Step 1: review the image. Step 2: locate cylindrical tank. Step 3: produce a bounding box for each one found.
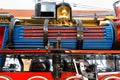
[11,19,116,50]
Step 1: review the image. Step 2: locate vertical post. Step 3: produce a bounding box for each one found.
[63,0,64,3]
[52,55,62,80]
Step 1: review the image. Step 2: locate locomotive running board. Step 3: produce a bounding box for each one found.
[0,49,119,54]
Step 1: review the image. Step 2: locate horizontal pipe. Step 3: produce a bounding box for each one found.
[24,30,43,33]
[84,36,104,39]
[48,29,76,33]
[83,30,104,33]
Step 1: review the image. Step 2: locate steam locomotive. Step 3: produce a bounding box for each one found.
[0,0,120,80]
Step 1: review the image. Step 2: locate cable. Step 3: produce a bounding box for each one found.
[50,0,113,11]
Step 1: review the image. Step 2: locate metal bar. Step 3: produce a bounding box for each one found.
[0,50,120,54]
[72,12,114,18]
[68,50,120,54]
[0,50,51,54]
[73,59,79,76]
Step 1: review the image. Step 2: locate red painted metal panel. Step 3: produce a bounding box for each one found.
[0,72,54,80]
[116,6,120,19]
[0,72,119,80]
[0,26,5,48]
[117,26,120,46]
[113,19,120,47]
[60,72,77,80]
[98,72,120,80]
[0,72,86,80]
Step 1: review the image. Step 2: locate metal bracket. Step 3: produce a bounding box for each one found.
[7,18,20,49]
[66,59,83,80]
[44,19,49,49]
[76,20,83,49]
